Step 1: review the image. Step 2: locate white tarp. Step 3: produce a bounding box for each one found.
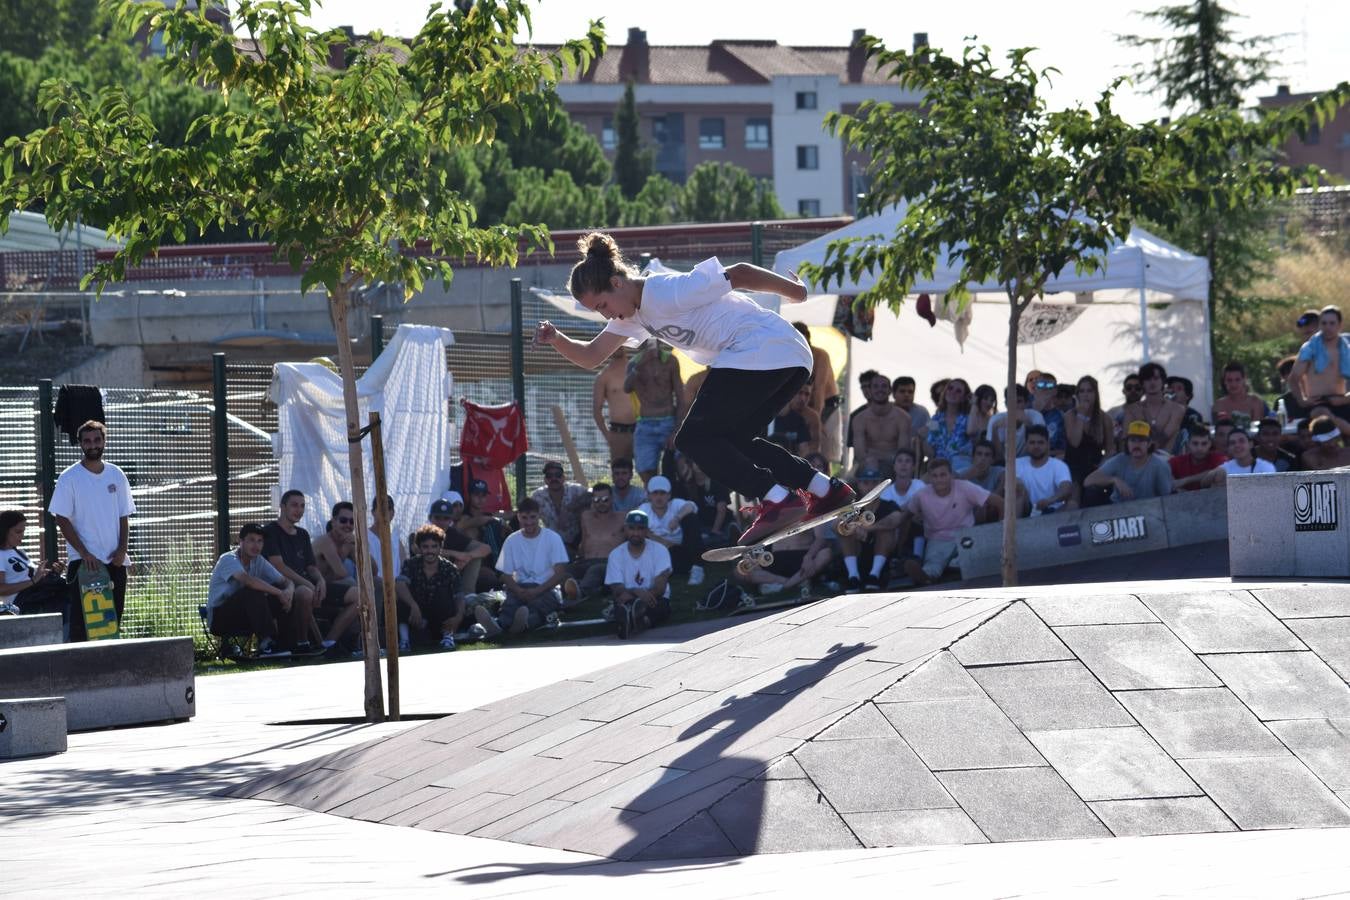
[269,323,455,545]
[774,208,1215,407]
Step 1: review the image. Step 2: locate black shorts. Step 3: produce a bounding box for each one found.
[608,421,636,434]
[766,549,807,577]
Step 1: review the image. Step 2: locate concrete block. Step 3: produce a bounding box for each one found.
[0,613,62,650]
[0,637,194,731]
[1228,470,1350,578]
[1160,487,1228,545]
[0,696,66,758]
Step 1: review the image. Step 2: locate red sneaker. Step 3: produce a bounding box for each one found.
[738,491,810,546]
[804,477,857,519]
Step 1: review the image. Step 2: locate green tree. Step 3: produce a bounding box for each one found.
[678,162,784,223]
[1,0,603,719]
[612,80,650,199]
[798,39,1340,586]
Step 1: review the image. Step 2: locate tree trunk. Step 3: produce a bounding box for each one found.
[369,411,400,722]
[329,282,385,722]
[1001,291,1023,587]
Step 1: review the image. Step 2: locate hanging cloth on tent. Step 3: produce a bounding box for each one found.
[460,398,527,470]
[1016,303,1087,345]
[449,458,513,515]
[53,385,105,445]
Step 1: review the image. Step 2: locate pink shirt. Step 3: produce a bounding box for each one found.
[905,480,990,542]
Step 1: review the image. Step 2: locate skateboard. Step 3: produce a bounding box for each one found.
[703,480,894,577]
[78,562,119,640]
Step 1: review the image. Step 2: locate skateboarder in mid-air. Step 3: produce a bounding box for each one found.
[535,232,855,546]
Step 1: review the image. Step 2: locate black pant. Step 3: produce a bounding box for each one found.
[67,560,128,642]
[668,521,703,577]
[675,366,816,499]
[209,587,279,640]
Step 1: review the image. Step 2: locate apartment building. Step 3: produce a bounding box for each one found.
[1259,84,1350,181]
[552,28,923,216]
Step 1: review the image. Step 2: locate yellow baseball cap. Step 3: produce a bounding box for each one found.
[1126,420,1151,439]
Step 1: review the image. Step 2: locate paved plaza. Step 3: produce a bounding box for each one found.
[6,579,1350,898]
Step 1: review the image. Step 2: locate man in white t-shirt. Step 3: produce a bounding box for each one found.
[1214,429,1277,482]
[49,419,137,641]
[1013,425,1073,517]
[606,510,673,639]
[207,523,294,657]
[637,475,704,584]
[473,498,573,637]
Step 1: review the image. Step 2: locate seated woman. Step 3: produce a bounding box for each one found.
[0,510,67,616]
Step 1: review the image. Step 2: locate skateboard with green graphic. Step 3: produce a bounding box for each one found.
[79,562,119,640]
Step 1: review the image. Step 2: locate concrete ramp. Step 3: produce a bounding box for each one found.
[235,585,1350,859]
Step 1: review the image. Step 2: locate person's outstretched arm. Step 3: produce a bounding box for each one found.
[724,263,808,302]
[535,322,628,370]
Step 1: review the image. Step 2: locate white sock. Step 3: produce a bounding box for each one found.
[870,556,886,577]
[844,556,860,578]
[765,484,790,503]
[322,639,336,648]
[808,471,831,497]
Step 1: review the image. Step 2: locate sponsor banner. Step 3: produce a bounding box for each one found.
[1090,514,1147,545]
[1057,525,1082,547]
[1294,481,1338,532]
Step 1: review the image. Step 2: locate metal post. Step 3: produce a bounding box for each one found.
[37,379,58,562]
[509,278,527,504]
[211,353,231,555]
[369,412,400,721]
[370,313,385,361]
[751,221,764,267]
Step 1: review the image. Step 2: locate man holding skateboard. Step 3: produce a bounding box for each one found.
[50,420,135,641]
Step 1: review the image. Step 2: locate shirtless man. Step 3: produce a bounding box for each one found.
[1290,306,1350,409]
[1123,362,1184,452]
[1301,414,1350,470]
[310,501,363,655]
[851,371,911,474]
[1212,362,1267,429]
[571,483,627,597]
[592,349,636,463]
[625,340,684,483]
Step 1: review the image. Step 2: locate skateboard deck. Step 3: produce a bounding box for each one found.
[703,480,894,575]
[78,562,119,640]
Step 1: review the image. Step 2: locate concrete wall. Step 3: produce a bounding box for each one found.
[956,488,1229,580]
[1228,468,1350,578]
[54,345,149,388]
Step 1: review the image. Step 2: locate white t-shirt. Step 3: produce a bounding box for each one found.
[1014,456,1073,515]
[1221,458,1276,477]
[48,461,136,564]
[496,527,569,584]
[207,550,284,609]
[986,410,1045,456]
[638,499,696,542]
[880,479,925,508]
[602,257,812,372]
[1,547,35,586]
[604,540,673,599]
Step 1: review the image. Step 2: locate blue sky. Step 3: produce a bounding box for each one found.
[303,0,1348,124]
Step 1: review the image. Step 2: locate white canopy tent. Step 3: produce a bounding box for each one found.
[774,208,1215,410]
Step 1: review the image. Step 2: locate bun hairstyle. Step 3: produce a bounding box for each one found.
[568,231,638,300]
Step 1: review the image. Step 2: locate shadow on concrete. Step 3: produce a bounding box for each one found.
[951,539,1230,589]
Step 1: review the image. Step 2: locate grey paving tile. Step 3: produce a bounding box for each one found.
[970,661,1133,731]
[1267,718,1350,790]
[813,702,898,740]
[709,776,863,854]
[950,603,1073,666]
[1180,754,1350,829]
[1026,727,1200,802]
[1286,617,1350,683]
[1026,593,1159,626]
[910,596,1011,630]
[1201,651,1350,721]
[417,791,508,832]
[565,685,668,722]
[1116,688,1286,759]
[630,810,740,860]
[873,651,984,703]
[809,659,907,703]
[1140,590,1305,653]
[469,798,572,840]
[1251,584,1350,619]
[762,755,808,780]
[878,697,1044,770]
[843,807,988,847]
[630,654,785,693]
[1088,797,1236,837]
[936,767,1110,841]
[1054,624,1221,690]
[796,736,956,813]
[621,736,798,814]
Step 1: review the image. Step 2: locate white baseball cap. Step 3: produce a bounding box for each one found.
[647,475,672,493]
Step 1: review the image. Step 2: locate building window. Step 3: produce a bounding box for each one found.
[798,199,821,217]
[745,118,771,149]
[698,118,725,150]
[601,123,616,150]
[796,145,819,170]
[796,91,817,110]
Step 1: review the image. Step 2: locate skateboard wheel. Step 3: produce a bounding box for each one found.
[736,558,755,576]
[738,597,755,610]
[836,519,854,537]
[860,510,876,527]
[757,550,774,568]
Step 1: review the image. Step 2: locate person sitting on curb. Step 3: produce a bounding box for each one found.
[899,458,1002,587]
[1301,414,1350,469]
[606,510,673,639]
[1168,428,1227,491]
[1212,428,1277,482]
[638,475,704,585]
[1083,420,1174,505]
[397,524,463,651]
[732,520,833,599]
[206,523,295,658]
[1014,425,1073,516]
[571,482,626,599]
[472,498,578,638]
[420,496,490,604]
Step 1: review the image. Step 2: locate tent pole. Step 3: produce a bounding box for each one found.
[1138,252,1151,361]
